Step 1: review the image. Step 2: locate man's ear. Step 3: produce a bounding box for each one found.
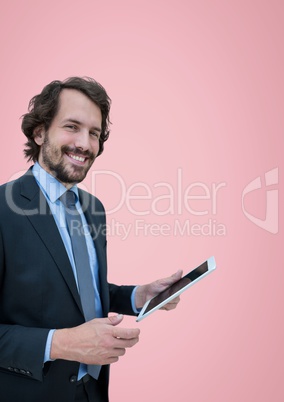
[33,126,45,146]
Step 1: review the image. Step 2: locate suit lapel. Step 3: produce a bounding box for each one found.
[18,170,83,315]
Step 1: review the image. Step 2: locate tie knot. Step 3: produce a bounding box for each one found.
[60,190,77,209]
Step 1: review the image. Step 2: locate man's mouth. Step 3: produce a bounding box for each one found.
[66,152,87,164]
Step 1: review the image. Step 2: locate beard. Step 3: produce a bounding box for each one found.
[41,135,96,185]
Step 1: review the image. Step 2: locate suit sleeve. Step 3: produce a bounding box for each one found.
[109,283,137,315]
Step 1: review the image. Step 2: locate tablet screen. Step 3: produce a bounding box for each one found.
[143,261,209,315]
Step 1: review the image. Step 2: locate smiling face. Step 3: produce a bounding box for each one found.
[34,89,102,188]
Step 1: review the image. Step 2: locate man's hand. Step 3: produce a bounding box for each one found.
[50,314,140,365]
[135,270,183,310]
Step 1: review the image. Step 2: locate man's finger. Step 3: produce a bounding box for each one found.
[113,326,140,340]
[156,270,183,289]
[161,296,181,310]
[114,336,140,348]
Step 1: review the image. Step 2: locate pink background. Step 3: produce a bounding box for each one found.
[0,1,283,401]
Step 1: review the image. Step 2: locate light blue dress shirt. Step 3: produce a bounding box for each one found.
[32,162,138,380]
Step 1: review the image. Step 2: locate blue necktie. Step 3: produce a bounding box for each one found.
[61,190,101,379]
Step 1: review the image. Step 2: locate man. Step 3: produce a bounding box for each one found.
[0,77,181,402]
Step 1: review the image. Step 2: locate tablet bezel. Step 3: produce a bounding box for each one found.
[136,256,216,322]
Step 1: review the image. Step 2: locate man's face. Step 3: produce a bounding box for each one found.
[35,89,102,187]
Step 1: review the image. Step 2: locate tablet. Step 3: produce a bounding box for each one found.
[136,256,216,322]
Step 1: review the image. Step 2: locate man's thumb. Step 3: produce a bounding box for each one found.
[108,313,124,326]
[172,269,183,280]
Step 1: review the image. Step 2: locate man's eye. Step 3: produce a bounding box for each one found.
[90,131,100,138]
[65,125,77,130]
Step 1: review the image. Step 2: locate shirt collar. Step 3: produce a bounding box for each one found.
[32,162,79,203]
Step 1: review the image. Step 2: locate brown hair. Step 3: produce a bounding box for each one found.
[22,77,111,162]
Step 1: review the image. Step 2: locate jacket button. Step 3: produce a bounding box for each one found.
[69,375,78,383]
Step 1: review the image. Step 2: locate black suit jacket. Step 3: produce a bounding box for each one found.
[0,168,135,402]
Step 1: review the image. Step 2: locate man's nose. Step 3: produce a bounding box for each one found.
[74,131,90,151]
